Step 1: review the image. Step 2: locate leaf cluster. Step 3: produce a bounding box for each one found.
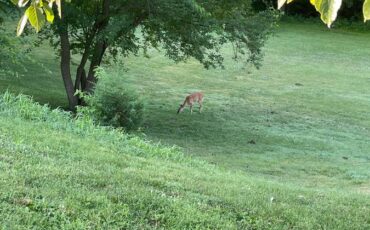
[40,0,278,69]
[278,0,370,27]
[11,0,67,35]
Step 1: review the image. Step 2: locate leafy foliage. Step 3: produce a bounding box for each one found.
[364,0,370,21]
[80,68,144,131]
[32,0,278,109]
[49,0,278,68]
[278,0,370,27]
[11,0,63,35]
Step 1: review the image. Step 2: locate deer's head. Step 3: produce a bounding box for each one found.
[177,104,185,114]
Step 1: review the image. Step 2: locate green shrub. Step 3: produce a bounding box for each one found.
[83,67,144,131]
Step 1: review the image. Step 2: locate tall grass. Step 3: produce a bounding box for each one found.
[0,91,186,161]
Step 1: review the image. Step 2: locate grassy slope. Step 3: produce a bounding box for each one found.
[0,95,369,229]
[0,22,369,197]
[121,23,370,191]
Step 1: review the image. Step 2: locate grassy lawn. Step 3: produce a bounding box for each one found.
[0,94,369,229]
[1,21,369,196]
[120,22,370,191]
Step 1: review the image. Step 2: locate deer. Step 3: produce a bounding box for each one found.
[177,92,204,114]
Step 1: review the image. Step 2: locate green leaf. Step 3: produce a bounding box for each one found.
[277,0,285,9]
[43,4,54,23]
[17,14,28,36]
[25,4,45,32]
[17,0,30,7]
[310,0,342,28]
[363,0,370,22]
[277,0,294,9]
[278,0,342,28]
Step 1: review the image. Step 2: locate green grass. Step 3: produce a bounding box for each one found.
[1,22,370,190]
[1,21,370,228]
[0,93,369,229]
[120,22,370,191]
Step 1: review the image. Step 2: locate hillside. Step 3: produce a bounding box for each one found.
[2,23,370,192]
[0,93,369,229]
[1,21,370,228]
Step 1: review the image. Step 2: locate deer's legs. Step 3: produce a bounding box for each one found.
[199,102,202,113]
[190,103,193,114]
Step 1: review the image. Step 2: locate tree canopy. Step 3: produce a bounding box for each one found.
[11,0,278,110]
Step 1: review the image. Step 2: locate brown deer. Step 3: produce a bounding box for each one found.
[177,92,204,114]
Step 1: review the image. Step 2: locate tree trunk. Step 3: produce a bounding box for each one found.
[74,29,97,92]
[60,27,78,111]
[53,1,78,111]
[56,4,78,111]
[84,41,107,92]
[83,0,111,93]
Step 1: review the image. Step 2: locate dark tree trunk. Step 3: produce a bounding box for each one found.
[83,0,111,93]
[75,64,87,91]
[74,29,97,93]
[56,6,78,111]
[84,41,107,93]
[60,27,78,111]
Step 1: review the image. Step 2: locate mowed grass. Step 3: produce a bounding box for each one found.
[1,21,370,194]
[119,22,370,192]
[0,93,369,229]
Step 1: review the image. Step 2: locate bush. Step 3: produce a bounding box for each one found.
[83,68,144,131]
